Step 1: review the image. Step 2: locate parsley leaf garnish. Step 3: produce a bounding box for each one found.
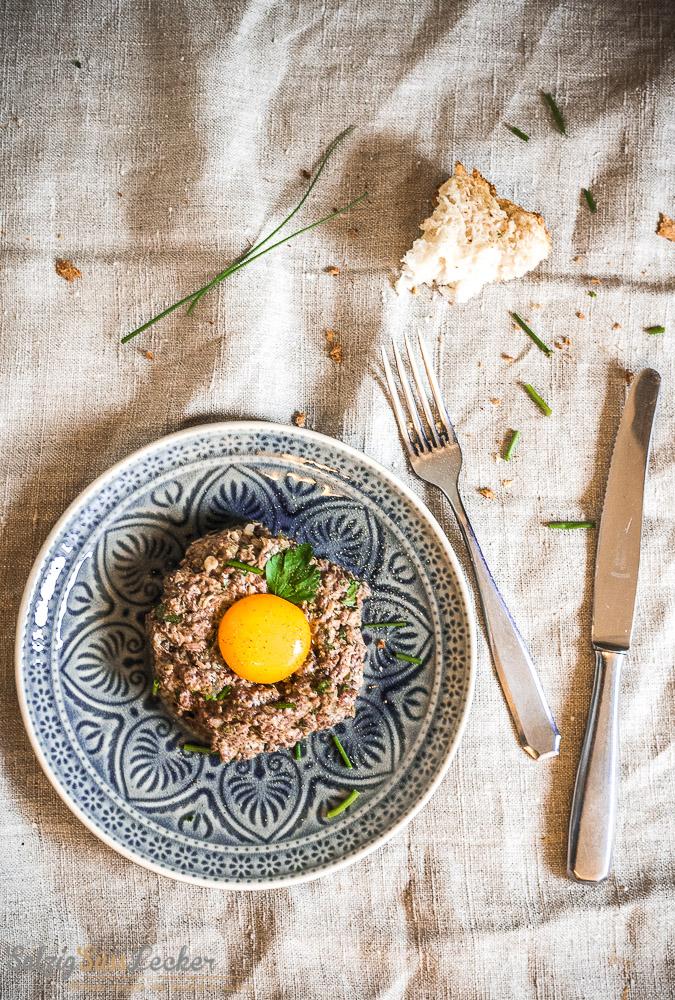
[264,543,320,605]
[342,580,360,607]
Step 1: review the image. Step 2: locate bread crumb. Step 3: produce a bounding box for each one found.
[576,311,586,320]
[657,213,675,242]
[530,302,541,309]
[478,487,495,499]
[325,265,340,276]
[625,370,635,386]
[501,353,515,363]
[501,479,513,486]
[489,397,501,405]
[144,350,154,360]
[325,329,343,362]
[347,227,359,237]
[572,255,582,263]
[376,640,386,650]
[292,410,306,428]
[300,168,312,180]
[612,322,622,330]
[55,258,81,282]
[590,277,601,284]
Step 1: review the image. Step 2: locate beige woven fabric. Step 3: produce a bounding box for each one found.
[1,1,674,997]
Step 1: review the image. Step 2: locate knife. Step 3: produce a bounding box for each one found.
[567,368,661,882]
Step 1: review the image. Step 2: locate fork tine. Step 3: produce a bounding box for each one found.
[381,346,417,456]
[403,333,443,447]
[416,333,457,443]
[391,339,431,452]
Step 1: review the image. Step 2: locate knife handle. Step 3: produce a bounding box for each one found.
[567,648,624,882]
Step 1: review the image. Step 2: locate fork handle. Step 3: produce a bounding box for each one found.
[444,487,560,760]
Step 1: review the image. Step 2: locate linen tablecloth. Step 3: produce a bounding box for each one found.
[1,1,673,997]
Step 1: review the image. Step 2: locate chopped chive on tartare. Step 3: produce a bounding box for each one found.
[182,743,214,755]
[326,789,360,820]
[363,620,408,629]
[542,92,566,134]
[151,678,160,695]
[271,701,296,710]
[645,325,665,335]
[546,520,596,530]
[223,559,264,575]
[582,188,597,213]
[155,604,183,624]
[522,383,552,416]
[394,652,423,665]
[332,733,354,769]
[503,429,521,462]
[511,312,552,356]
[315,679,330,693]
[294,742,303,760]
[505,124,530,142]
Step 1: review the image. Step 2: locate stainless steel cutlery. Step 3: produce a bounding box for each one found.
[381,333,560,761]
[567,368,660,882]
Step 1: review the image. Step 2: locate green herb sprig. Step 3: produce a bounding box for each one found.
[265,543,320,605]
[582,188,597,213]
[332,734,354,769]
[155,604,183,624]
[522,383,552,416]
[342,580,360,607]
[394,652,422,665]
[326,789,360,820]
[505,125,529,142]
[363,620,408,629]
[546,521,595,530]
[503,429,521,462]
[122,129,366,343]
[182,743,214,755]
[645,325,665,335]
[512,313,552,356]
[224,559,264,576]
[542,92,566,134]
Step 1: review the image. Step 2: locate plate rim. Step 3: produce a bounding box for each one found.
[15,419,476,890]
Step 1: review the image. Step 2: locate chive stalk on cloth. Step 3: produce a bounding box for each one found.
[582,188,597,213]
[182,743,214,755]
[522,383,552,416]
[326,789,360,820]
[503,429,521,462]
[294,742,303,761]
[645,325,665,335]
[505,124,529,142]
[511,312,552,356]
[223,559,264,575]
[122,130,366,343]
[394,652,423,665]
[362,620,408,629]
[542,92,566,134]
[332,734,354,769]
[546,521,596,530]
[187,127,354,316]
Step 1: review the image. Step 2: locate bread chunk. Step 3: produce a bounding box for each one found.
[397,163,551,303]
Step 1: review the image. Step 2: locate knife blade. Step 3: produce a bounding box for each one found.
[568,368,660,883]
[592,368,661,651]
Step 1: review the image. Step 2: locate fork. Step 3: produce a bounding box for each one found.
[382,333,560,760]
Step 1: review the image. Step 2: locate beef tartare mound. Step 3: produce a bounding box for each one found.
[147,523,368,762]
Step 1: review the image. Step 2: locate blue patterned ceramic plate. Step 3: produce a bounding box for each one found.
[16,422,475,888]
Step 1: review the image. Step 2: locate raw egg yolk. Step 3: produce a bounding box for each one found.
[217,593,311,684]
